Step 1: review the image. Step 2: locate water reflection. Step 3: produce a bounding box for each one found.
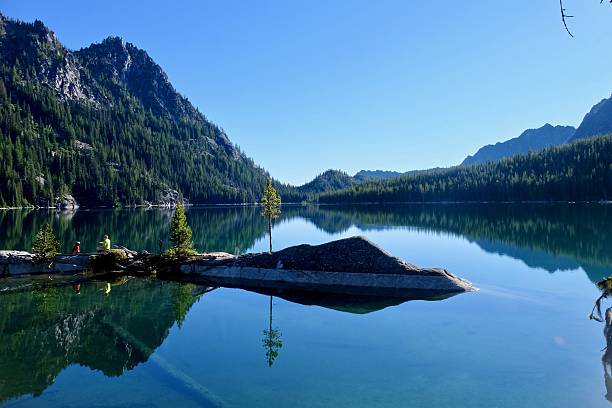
[246,287,459,314]
[1,204,612,406]
[312,204,612,281]
[262,296,282,368]
[1,204,611,283]
[0,275,458,404]
[0,279,203,404]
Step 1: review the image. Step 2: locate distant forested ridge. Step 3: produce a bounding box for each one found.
[319,135,612,203]
[0,14,302,207]
[353,170,403,182]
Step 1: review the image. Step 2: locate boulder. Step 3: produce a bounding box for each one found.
[0,251,85,276]
[181,236,476,295]
[56,193,79,209]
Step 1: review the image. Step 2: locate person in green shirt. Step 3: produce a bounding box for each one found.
[102,234,111,251]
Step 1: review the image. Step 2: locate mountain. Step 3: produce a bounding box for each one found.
[297,170,357,195]
[569,95,612,142]
[461,124,575,165]
[0,14,297,207]
[354,170,403,182]
[319,135,612,203]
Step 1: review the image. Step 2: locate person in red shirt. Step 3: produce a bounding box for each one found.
[71,241,81,254]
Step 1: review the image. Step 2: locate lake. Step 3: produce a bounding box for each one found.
[1,203,611,407]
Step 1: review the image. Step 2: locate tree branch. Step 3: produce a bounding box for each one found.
[560,0,574,37]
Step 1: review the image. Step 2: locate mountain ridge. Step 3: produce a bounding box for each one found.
[569,94,612,142]
[461,123,575,166]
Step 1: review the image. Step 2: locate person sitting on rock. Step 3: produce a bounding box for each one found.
[103,234,111,251]
[97,234,111,252]
[71,241,81,254]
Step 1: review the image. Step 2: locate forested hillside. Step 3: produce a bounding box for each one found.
[319,135,612,203]
[0,14,298,207]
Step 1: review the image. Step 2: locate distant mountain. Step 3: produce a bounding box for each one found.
[569,95,612,142]
[461,124,575,165]
[354,170,403,182]
[0,14,296,207]
[297,170,357,195]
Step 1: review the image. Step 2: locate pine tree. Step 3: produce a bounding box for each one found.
[168,203,195,255]
[260,179,281,253]
[32,223,60,261]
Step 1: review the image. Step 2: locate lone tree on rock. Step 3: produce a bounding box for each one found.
[32,223,60,262]
[168,203,195,256]
[260,179,281,253]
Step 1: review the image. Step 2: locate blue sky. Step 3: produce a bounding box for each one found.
[4,1,612,185]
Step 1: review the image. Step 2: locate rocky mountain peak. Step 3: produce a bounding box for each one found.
[461,123,575,166]
[0,15,95,103]
[77,37,201,123]
[570,95,612,142]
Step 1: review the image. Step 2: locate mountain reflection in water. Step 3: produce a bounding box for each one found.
[0,279,203,404]
[0,277,439,404]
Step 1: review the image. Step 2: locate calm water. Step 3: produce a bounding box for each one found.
[1,203,612,407]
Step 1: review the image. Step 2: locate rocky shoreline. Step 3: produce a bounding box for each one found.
[0,236,476,295]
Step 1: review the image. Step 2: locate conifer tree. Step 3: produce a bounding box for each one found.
[168,203,194,255]
[260,179,281,253]
[32,223,60,261]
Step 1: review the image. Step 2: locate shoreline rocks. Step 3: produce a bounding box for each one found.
[0,237,477,295]
[182,236,476,294]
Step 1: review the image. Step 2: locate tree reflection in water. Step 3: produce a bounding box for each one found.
[0,278,203,404]
[262,296,283,368]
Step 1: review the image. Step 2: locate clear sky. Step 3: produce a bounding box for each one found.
[3,1,612,185]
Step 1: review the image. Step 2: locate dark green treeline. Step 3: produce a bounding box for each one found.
[319,136,612,203]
